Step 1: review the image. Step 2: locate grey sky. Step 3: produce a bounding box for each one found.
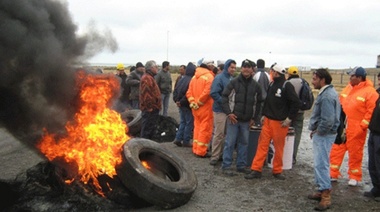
[64,0,380,69]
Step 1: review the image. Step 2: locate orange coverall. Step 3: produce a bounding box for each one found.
[186,67,214,157]
[330,80,378,181]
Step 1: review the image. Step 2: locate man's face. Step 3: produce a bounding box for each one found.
[312,73,322,89]
[179,66,185,75]
[349,75,361,86]
[241,65,253,78]
[228,63,237,76]
[151,64,159,74]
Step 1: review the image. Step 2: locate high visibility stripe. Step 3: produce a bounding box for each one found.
[331,164,340,169]
[193,140,209,147]
[341,94,347,98]
[351,169,359,173]
[201,76,209,81]
[198,101,204,106]
[356,96,365,102]
[188,97,195,101]
[362,119,370,125]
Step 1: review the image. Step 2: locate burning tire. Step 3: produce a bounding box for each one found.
[120,109,142,137]
[116,138,197,209]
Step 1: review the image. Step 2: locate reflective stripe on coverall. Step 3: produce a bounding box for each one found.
[330,80,378,181]
[186,67,214,157]
[251,117,289,174]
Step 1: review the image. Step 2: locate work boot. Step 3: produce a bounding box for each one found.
[308,191,322,201]
[173,140,182,147]
[273,173,286,180]
[244,170,262,179]
[314,189,331,211]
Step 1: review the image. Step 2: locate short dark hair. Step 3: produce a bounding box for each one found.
[314,68,332,85]
[257,59,265,68]
[377,72,380,78]
[218,63,224,71]
[162,61,170,69]
[180,65,186,69]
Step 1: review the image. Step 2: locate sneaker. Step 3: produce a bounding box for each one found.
[173,140,182,147]
[273,173,286,180]
[222,168,234,177]
[330,177,338,182]
[348,179,358,186]
[209,160,218,166]
[237,167,251,174]
[244,170,262,179]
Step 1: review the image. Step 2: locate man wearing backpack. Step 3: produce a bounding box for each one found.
[287,66,314,165]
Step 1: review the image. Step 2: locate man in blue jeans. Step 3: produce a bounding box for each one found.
[155,61,172,116]
[308,68,341,211]
[220,60,263,176]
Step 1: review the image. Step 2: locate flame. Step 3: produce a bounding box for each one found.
[37,70,129,194]
[141,161,151,170]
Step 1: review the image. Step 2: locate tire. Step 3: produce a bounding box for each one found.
[152,115,179,143]
[116,138,197,209]
[120,109,142,137]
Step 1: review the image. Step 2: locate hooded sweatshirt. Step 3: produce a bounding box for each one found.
[210,59,235,112]
[173,62,196,108]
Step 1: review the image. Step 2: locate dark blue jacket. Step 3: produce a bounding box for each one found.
[172,62,196,108]
[210,59,235,112]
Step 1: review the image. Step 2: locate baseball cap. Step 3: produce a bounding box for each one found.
[271,64,286,75]
[347,66,366,77]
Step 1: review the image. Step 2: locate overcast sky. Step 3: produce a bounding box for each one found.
[64,0,380,69]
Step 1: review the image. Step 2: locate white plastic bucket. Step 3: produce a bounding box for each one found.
[267,128,295,170]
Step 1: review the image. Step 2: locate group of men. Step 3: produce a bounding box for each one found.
[114,61,172,139]
[172,60,380,211]
[114,59,380,211]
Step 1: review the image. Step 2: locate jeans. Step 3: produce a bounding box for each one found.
[222,120,249,169]
[175,107,194,145]
[312,133,335,191]
[160,93,170,116]
[140,109,159,139]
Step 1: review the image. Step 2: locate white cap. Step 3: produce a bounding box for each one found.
[272,64,286,75]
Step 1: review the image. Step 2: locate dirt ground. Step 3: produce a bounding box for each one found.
[1,98,380,211]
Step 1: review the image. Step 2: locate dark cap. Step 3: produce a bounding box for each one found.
[241,59,256,68]
[347,66,366,77]
[136,62,144,68]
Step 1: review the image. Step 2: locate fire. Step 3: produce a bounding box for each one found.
[38,70,129,194]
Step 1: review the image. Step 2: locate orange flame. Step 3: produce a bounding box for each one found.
[37,70,129,194]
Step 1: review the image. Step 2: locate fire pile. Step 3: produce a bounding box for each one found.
[37,70,128,195]
[0,70,151,211]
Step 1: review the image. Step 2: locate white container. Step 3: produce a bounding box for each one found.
[267,128,295,170]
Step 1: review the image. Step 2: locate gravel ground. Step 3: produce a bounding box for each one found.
[1,99,380,211]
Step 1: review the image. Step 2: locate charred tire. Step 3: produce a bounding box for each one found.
[116,138,197,209]
[152,115,179,143]
[120,109,142,137]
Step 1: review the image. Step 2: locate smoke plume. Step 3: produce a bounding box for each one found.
[0,0,118,143]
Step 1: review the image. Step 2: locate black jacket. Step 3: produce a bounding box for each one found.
[172,63,196,108]
[262,75,301,121]
[369,97,380,134]
[221,73,263,122]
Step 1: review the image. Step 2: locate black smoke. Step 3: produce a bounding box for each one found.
[0,0,118,143]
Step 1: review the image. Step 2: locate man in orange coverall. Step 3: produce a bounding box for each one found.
[330,66,378,186]
[186,58,215,157]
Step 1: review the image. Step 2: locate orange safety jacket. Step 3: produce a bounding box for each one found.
[330,80,378,180]
[186,67,214,157]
